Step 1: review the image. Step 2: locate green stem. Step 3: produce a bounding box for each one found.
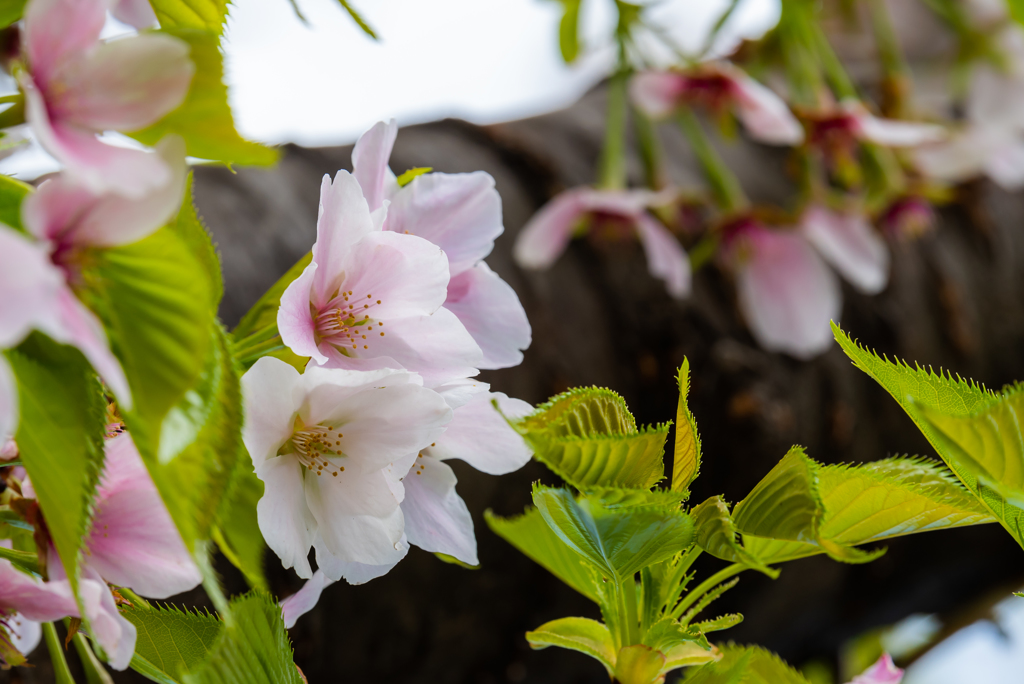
[70,630,114,684]
[659,546,703,615]
[633,107,665,190]
[808,18,857,101]
[671,563,745,620]
[43,623,76,684]
[598,70,630,190]
[867,0,910,117]
[776,0,825,106]
[677,109,748,213]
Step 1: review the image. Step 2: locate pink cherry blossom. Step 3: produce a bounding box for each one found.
[349,120,532,369]
[241,357,452,580]
[800,204,890,295]
[0,544,78,648]
[631,62,804,145]
[723,218,840,359]
[19,0,193,197]
[806,100,945,155]
[0,136,187,409]
[514,186,691,299]
[846,654,904,684]
[281,569,333,628]
[112,0,158,28]
[277,169,484,383]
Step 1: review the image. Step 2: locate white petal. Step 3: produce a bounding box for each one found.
[255,455,315,579]
[351,119,398,212]
[984,138,1024,190]
[730,69,805,145]
[633,214,692,299]
[915,130,993,183]
[427,391,533,475]
[445,262,531,370]
[314,533,407,584]
[241,357,303,471]
[0,357,17,441]
[310,171,376,308]
[402,456,478,565]
[801,205,889,294]
[9,614,41,655]
[280,569,335,629]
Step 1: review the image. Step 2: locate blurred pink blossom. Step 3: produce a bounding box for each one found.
[800,204,890,295]
[846,654,904,684]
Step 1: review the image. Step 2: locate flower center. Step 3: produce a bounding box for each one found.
[290,424,346,477]
[314,290,386,356]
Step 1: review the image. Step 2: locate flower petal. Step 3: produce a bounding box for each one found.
[79,565,136,670]
[277,261,328,365]
[426,389,533,475]
[0,358,16,441]
[630,71,685,119]
[241,357,305,470]
[846,102,946,147]
[734,228,841,360]
[847,654,903,684]
[513,188,589,269]
[280,569,335,629]
[385,171,503,275]
[445,262,531,369]
[311,171,377,308]
[633,214,691,299]
[966,64,1024,130]
[111,0,158,28]
[256,454,316,579]
[0,560,77,622]
[402,455,477,565]
[314,533,406,584]
[53,33,194,132]
[0,226,65,348]
[86,434,201,599]
[800,205,889,294]
[730,69,805,145]
[9,614,42,656]
[351,119,398,212]
[984,138,1024,190]
[915,130,992,183]
[23,0,105,88]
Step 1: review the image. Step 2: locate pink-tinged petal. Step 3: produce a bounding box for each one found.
[111,0,158,29]
[0,226,65,347]
[844,102,946,147]
[580,188,660,216]
[79,566,135,670]
[983,138,1024,190]
[23,76,172,199]
[385,171,503,275]
[40,287,132,408]
[0,358,15,442]
[800,205,889,294]
[23,0,105,88]
[630,71,686,119]
[85,434,201,598]
[846,654,904,684]
[240,357,305,471]
[256,454,316,579]
[278,262,327,365]
[733,228,841,360]
[0,560,77,622]
[306,469,406,566]
[730,70,805,145]
[311,171,377,308]
[21,174,97,243]
[914,130,992,183]
[966,64,1024,130]
[431,378,490,411]
[326,307,482,385]
[299,366,451,473]
[428,390,532,475]
[280,570,335,629]
[9,614,42,655]
[514,188,590,269]
[314,533,406,584]
[352,119,398,212]
[402,455,477,565]
[338,231,450,321]
[633,214,691,299]
[53,34,193,132]
[445,262,531,369]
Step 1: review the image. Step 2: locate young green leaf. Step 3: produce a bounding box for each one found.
[149,0,229,32]
[213,456,268,591]
[614,644,665,684]
[485,507,601,602]
[558,0,582,63]
[0,174,31,232]
[692,613,743,634]
[172,175,223,309]
[526,617,615,675]
[6,334,105,613]
[686,643,812,684]
[691,496,778,578]
[128,29,278,167]
[121,603,222,683]
[672,359,701,492]
[642,617,707,653]
[182,592,304,684]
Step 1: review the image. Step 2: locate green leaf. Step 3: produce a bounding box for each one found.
[526,617,615,675]
[733,446,822,544]
[642,618,707,653]
[558,0,582,63]
[149,0,229,34]
[334,0,378,39]
[686,644,811,684]
[172,174,223,309]
[679,578,739,627]
[6,335,105,615]
[532,485,694,582]
[0,0,26,29]
[672,359,701,493]
[122,603,222,683]
[692,614,743,633]
[691,496,778,578]
[484,507,601,602]
[232,252,311,340]
[213,456,268,591]
[0,545,38,574]
[0,174,30,231]
[183,592,304,684]
[395,167,432,187]
[519,387,668,491]
[614,644,666,684]
[128,29,278,167]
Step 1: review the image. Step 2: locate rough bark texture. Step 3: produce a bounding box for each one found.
[8,92,1024,684]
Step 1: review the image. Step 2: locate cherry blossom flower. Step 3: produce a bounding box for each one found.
[846,654,904,684]
[916,28,1024,190]
[800,204,890,295]
[805,100,945,157]
[0,541,78,664]
[514,186,691,299]
[241,357,452,580]
[18,0,193,197]
[722,217,840,359]
[277,169,484,383]
[0,136,186,409]
[631,62,804,145]
[349,120,532,369]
